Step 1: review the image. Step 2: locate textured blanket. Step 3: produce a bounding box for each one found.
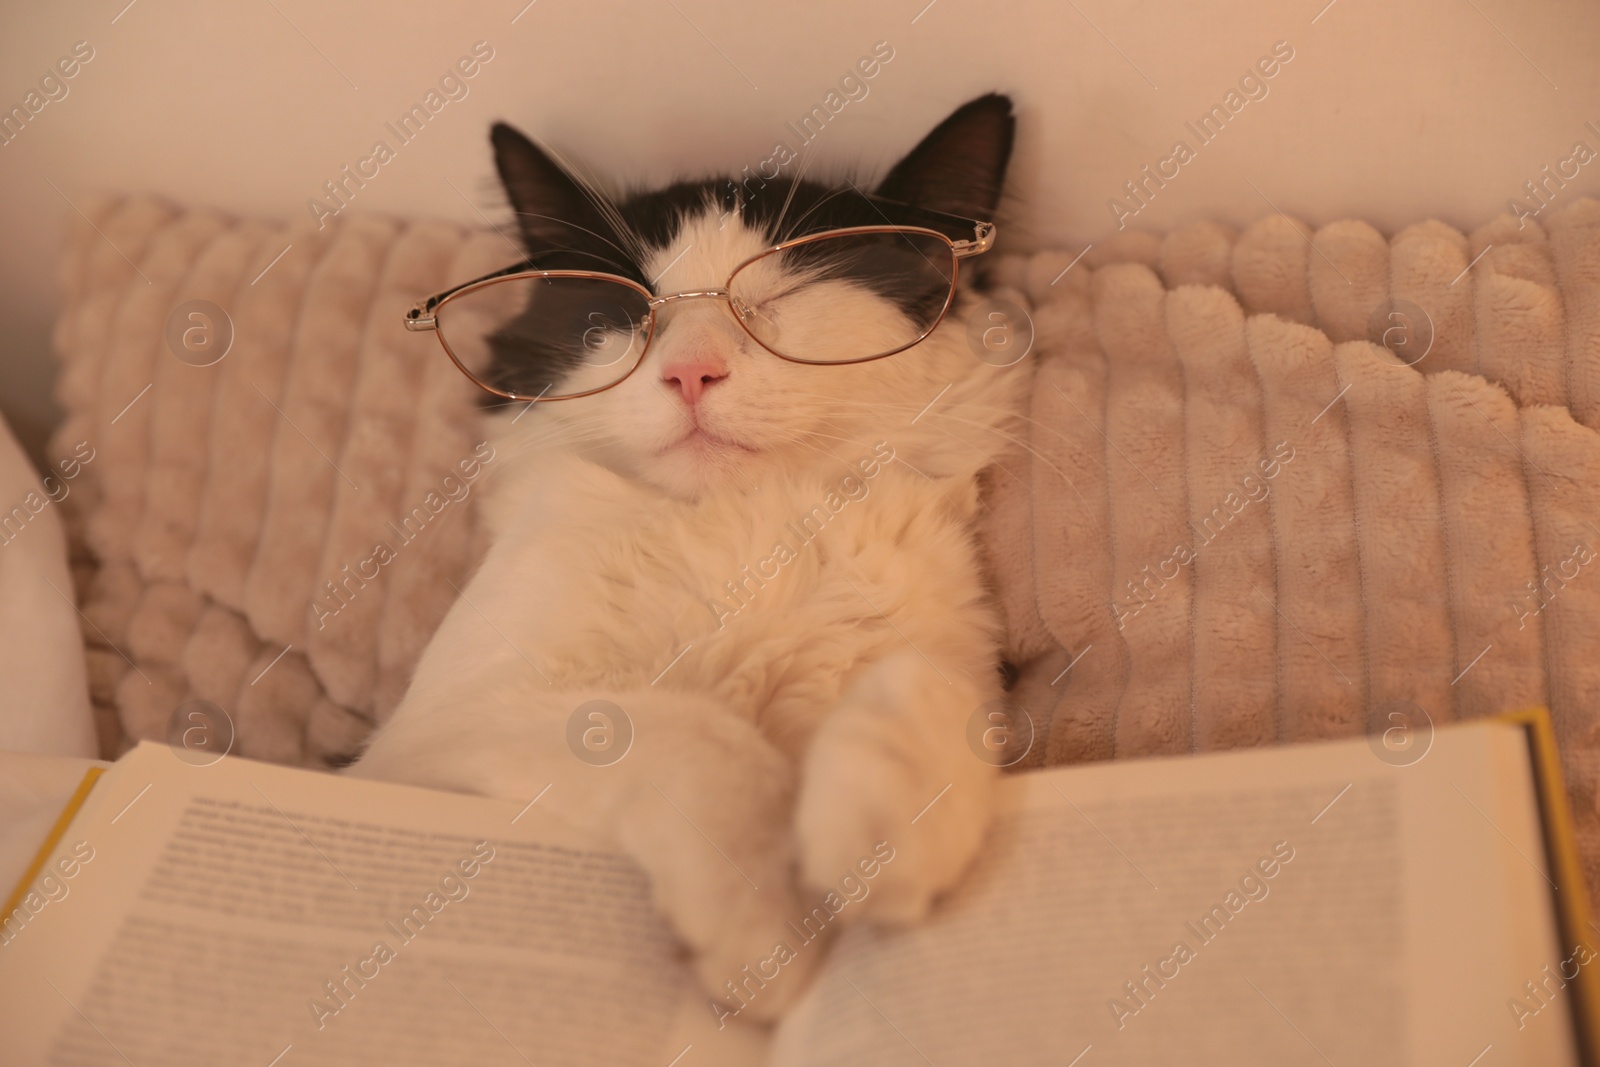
[44,193,1600,897]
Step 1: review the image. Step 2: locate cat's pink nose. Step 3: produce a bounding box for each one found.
[661,356,728,405]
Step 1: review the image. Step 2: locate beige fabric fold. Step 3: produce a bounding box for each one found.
[1335,340,1457,723]
[1025,275,1124,765]
[1244,316,1365,741]
[1426,372,1547,723]
[1168,285,1276,749]
[247,215,401,651]
[1093,264,1193,756]
[304,220,463,715]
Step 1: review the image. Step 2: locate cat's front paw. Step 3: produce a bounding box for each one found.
[611,711,823,1020]
[689,880,833,1024]
[795,705,996,926]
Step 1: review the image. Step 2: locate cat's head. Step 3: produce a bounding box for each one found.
[480,94,1023,500]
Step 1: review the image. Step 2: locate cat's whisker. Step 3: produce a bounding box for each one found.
[777,394,1052,446]
[490,417,618,455]
[770,147,826,240]
[907,410,1089,505]
[533,142,647,265]
[511,210,640,270]
[765,432,880,477]
[779,184,865,244]
[910,400,1079,451]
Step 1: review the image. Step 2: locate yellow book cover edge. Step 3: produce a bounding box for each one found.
[2,766,105,922]
[1496,707,1600,1064]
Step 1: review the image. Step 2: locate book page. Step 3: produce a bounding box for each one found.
[0,742,769,1067]
[772,721,1575,1067]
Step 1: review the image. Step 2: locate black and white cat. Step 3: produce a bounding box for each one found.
[351,95,1024,1017]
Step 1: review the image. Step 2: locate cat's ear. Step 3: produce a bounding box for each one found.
[491,122,625,264]
[874,93,1015,220]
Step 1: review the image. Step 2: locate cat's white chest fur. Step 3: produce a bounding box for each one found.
[354,430,1008,1015]
[402,444,996,762]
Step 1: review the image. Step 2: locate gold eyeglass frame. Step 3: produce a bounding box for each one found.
[404,215,997,403]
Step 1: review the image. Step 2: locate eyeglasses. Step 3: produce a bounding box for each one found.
[404,216,997,402]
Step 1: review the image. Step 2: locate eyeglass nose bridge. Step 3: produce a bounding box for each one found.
[647,288,731,308]
[648,287,758,328]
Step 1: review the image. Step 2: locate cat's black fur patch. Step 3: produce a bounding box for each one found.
[477,94,1014,405]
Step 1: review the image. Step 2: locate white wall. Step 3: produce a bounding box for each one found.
[2,0,1597,462]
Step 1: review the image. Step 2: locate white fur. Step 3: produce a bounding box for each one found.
[350,204,1025,1015]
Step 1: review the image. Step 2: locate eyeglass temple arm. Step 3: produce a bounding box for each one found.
[404,260,536,332]
[859,193,998,254]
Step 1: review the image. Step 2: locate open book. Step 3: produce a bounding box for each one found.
[1,711,1594,1066]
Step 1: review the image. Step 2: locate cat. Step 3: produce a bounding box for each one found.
[349,94,1025,1019]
